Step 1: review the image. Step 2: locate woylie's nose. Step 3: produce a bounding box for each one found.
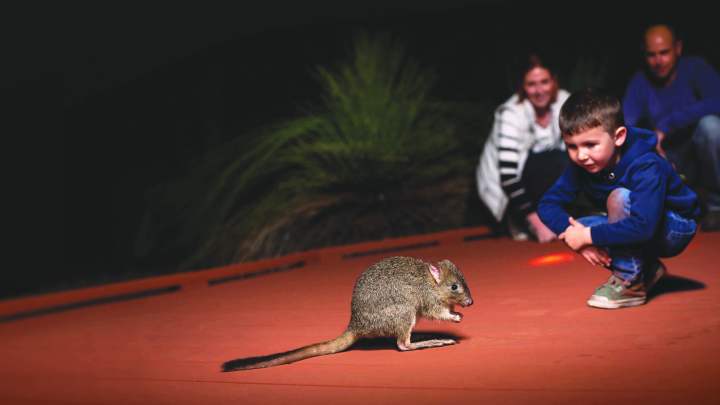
[464,297,473,307]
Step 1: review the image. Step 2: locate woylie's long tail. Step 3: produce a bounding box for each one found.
[221,330,357,371]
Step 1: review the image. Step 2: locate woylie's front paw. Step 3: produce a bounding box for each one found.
[450,312,463,322]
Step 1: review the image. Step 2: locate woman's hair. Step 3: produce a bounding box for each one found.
[516,53,559,103]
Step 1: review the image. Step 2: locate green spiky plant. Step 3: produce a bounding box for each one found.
[134,33,488,271]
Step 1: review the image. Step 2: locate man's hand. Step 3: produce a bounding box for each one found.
[655,129,667,157]
[559,217,592,251]
[526,212,557,243]
[578,246,611,267]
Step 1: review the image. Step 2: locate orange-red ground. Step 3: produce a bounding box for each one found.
[1,230,718,404]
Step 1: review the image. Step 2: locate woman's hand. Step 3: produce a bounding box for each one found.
[526,212,557,243]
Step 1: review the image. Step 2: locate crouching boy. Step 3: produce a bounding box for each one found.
[538,88,699,309]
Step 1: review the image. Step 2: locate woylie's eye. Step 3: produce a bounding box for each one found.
[451,284,458,291]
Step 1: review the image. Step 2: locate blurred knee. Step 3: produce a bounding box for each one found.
[693,115,720,147]
[607,188,631,222]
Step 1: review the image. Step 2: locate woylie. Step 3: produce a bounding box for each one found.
[222,256,473,371]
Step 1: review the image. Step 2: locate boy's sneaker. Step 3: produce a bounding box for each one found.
[587,275,647,309]
[587,263,668,309]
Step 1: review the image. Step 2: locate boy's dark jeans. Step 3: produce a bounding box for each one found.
[578,188,697,282]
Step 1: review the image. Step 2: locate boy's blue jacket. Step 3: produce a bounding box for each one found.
[538,126,699,246]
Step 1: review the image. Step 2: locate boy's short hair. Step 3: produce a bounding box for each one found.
[559,88,624,136]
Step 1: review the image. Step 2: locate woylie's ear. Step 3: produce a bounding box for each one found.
[438,259,456,271]
[428,263,442,284]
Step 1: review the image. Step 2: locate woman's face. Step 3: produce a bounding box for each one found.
[522,67,557,111]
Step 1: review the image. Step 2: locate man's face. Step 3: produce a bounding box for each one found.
[522,67,557,111]
[644,26,682,83]
[563,126,626,174]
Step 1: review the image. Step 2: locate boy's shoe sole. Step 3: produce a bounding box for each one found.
[587,295,645,309]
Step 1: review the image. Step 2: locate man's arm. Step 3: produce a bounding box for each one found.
[657,58,720,134]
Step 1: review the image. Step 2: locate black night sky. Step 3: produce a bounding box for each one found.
[6,0,717,298]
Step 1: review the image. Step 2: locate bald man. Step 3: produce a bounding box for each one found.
[623,24,720,231]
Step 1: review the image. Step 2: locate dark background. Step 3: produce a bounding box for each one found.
[5,0,717,298]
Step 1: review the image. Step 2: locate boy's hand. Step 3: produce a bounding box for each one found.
[578,246,611,267]
[559,217,593,251]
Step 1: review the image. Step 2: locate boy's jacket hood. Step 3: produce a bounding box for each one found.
[600,126,657,180]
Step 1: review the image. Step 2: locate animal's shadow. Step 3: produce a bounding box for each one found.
[221,330,465,372]
[647,274,705,301]
[351,330,466,350]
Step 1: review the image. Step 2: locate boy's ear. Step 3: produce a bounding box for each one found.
[614,126,627,147]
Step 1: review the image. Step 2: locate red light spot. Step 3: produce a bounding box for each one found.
[529,253,575,267]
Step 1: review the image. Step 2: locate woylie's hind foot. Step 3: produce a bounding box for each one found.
[397,338,457,351]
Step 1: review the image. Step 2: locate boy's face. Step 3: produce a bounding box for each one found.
[563,126,627,174]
